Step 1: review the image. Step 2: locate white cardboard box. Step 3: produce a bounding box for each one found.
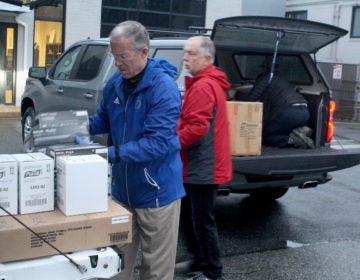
[0,154,18,216]
[56,154,108,216]
[46,143,111,202]
[46,143,108,164]
[12,153,54,214]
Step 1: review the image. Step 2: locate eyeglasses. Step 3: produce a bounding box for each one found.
[110,52,133,61]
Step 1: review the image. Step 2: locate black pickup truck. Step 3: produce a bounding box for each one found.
[21,16,360,200]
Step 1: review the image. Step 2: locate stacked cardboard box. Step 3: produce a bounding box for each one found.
[12,153,54,214]
[227,101,263,156]
[0,199,132,263]
[46,143,111,201]
[0,155,18,216]
[46,143,108,164]
[56,154,108,216]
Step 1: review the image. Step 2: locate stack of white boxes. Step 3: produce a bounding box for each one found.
[56,154,108,216]
[0,155,18,216]
[0,150,109,217]
[11,153,54,215]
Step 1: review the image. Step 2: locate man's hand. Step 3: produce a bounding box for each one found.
[108,145,120,164]
[74,136,91,145]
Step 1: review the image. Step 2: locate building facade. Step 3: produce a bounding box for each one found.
[286,0,360,64]
[0,0,358,107]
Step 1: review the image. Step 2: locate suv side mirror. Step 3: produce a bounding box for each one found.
[29,66,47,79]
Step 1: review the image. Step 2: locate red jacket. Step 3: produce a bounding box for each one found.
[178,65,233,184]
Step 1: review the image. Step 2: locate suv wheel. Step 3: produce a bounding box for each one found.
[249,187,289,201]
[22,107,35,152]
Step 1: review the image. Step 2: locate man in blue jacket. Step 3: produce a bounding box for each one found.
[88,21,185,280]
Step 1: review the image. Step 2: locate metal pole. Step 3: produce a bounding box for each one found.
[268,30,285,84]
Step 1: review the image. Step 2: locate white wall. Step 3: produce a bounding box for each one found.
[15,11,34,107]
[334,4,360,64]
[242,0,286,16]
[286,0,360,64]
[65,0,102,48]
[205,0,243,28]
[206,0,286,29]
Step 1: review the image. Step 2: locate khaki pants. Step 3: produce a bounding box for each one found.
[110,199,181,280]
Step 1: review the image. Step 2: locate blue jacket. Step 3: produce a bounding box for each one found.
[90,58,185,208]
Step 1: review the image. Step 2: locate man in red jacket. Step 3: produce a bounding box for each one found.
[177,36,233,280]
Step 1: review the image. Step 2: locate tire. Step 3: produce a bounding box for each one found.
[22,107,35,152]
[249,187,289,201]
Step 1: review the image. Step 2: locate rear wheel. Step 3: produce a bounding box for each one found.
[249,187,289,201]
[22,107,35,152]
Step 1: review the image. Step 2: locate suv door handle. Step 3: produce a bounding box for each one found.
[57,88,64,94]
[83,93,93,99]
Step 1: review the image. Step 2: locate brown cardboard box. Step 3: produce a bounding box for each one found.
[227,101,263,155]
[0,200,132,263]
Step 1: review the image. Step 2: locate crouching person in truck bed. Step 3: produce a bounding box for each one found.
[236,57,315,149]
[81,20,185,280]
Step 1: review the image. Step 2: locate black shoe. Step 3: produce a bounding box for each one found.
[289,130,315,149]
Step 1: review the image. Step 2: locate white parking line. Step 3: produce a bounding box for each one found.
[331,139,360,149]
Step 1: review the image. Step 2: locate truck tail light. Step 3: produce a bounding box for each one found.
[326,100,336,143]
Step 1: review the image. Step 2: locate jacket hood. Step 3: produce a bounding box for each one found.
[190,65,231,90]
[110,57,179,98]
[151,57,178,78]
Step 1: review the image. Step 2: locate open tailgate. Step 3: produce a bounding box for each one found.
[212,16,348,54]
[233,147,360,176]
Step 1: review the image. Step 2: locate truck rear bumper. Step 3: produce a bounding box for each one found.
[219,146,360,193]
[232,147,360,176]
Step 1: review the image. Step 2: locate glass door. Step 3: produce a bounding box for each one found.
[0,23,16,105]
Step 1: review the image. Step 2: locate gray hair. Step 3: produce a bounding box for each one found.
[109,20,150,50]
[198,36,215,64]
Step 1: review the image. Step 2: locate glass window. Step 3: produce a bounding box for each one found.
[351,6,360,38]
[33,3,64,67]
[101,25,114,38]
[4,26,15,105]
[285,11,308,20]
[75,45,107,81]
[152,48,183,74]
[173,0,206,15]
[52,45,82,80]
[101,0,206,37]
[102,0,136,8]
[139,12,170,28]
[35,4,63,19]
[234,54,312,85]
[171,15,203,30]
[101,8,137,24]
[34,20,63,67]
[138,0,170,12]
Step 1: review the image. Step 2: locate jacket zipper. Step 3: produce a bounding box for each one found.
[123,98,131,207]
[144,168,160,207]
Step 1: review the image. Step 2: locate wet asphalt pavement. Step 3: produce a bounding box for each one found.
[0,118,360,280]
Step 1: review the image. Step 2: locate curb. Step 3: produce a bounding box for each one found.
[0,107,21,119]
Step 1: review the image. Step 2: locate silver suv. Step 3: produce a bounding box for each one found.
[21,38,187,145]
[21,16,360,200]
